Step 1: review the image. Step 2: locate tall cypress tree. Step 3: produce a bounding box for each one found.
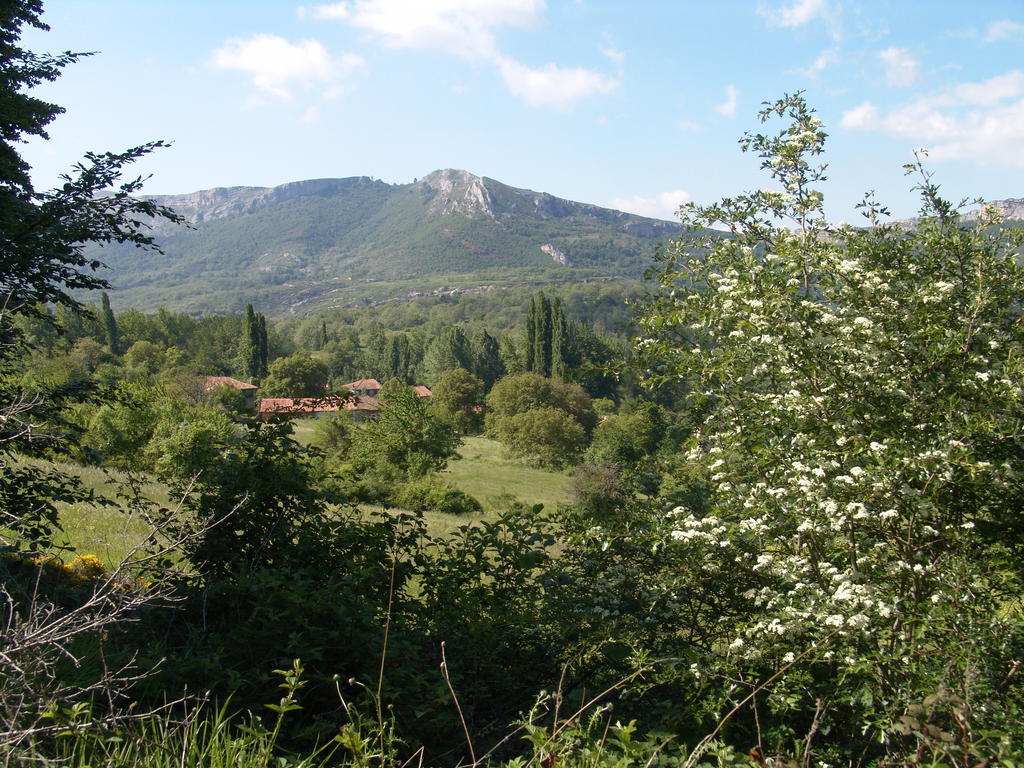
[551,297,566,380]
[534,292,552,377]
[255,312,269,378]
[524,296,537,373]
[238,303,268,381]
[99,291,119,355]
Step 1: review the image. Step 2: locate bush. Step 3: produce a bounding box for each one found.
[500,406,587,468]
[394,477,483,515]
[628,93,1024,763]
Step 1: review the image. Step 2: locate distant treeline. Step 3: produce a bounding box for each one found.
[14,281,651,402]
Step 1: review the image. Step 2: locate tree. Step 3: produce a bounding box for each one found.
[350,380,461,485]
[1,1,178,536]
[259,350,328,397]
[526,292,552,376]
[630,93,1024,762]
[468,326,504,388]
[500,406,586,468]
[550,297,566,379]
[309,410,353,460]
[485,372,596,465]
[585,402,667,468]
[316,319,328,350]
[383,332,416,382]
[0,2,181,750]
[237,302,268,381]
[432,367,485,434]
[98,291,119,354]
[420,326,471,386]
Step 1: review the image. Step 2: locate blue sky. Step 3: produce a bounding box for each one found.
[20,0,1024,221]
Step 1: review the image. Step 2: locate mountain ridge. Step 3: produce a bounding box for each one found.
[92,170,684,316]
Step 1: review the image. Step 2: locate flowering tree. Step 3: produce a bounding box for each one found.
[633,94,1024,764]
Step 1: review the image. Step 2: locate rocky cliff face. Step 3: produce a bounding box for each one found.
[419,169,496,219]
[150,169,682,233]
[152,177,386,224]
[964,198,1024,222]
[892,198,1024,229]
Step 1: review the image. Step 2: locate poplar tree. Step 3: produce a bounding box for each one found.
[99,291,119,355]
[255,312,268,378]
[550,297,566,379]
[468,327,503,388]
[524,295,537,373]
[238,303,268,381]
[534,292,552,377]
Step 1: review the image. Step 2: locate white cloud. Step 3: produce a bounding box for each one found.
[210,34,365,101]
[314,0,544,60]
[312,3,350,20]
[600,46,625,65]
[759,0,825,28]
[496,57,618,108]
[798,49,837,79]
[677,119,702,132]
[312,0,617,109]
[609,189,692,220]
[951,70,1024,106]
[716,84,738,117]
[840,70,1024,167]
[986,19,1023,42]
[839,101,878,130]
[878,47,918,87]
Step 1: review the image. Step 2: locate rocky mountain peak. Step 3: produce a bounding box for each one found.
[964,198,1024,222]
[419,169,495,219]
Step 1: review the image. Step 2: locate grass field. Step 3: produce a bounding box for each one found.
[290,420,572,513]
[15,432,570,561]
[13,457,175,564]
[443,436,571,513]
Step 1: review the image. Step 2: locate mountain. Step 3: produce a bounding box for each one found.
[890,198,1024,229]
[92,170,683,316]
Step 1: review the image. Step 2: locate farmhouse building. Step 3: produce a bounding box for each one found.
[203,376,258,410]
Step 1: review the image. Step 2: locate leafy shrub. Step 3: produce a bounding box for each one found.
[628,93,1024,763]
[393,477,483,515]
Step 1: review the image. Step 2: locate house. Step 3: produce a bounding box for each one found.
[257,394,381,422]
[342,378,382,397]
[257,382,432,422]
[203,376,258,410]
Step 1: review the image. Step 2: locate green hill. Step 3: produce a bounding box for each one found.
[89,170,683,316]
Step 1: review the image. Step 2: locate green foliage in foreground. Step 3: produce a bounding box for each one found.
[628,93,1024,763]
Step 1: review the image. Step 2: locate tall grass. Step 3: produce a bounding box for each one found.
[13,456,174,563]
[443,437,571,513]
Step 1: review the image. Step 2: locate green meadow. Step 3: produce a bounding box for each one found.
[29,430,570,561]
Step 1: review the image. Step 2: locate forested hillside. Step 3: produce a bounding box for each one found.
[87,169,683,316]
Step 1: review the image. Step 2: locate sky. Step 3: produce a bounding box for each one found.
[19,0,1024,222]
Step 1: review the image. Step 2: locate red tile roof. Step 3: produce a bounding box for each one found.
[343,378,382,391]
[204,375,257,392]
[411,385,432,397]
[257,395,381,419]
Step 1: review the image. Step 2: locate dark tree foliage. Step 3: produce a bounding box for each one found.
[0,0,179,552]
[98,291,118,354]
[383,331,417,382]
[468,326,503,388]
[550,296,566,379]
[420,325,471,386]
[237,302,268,381]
